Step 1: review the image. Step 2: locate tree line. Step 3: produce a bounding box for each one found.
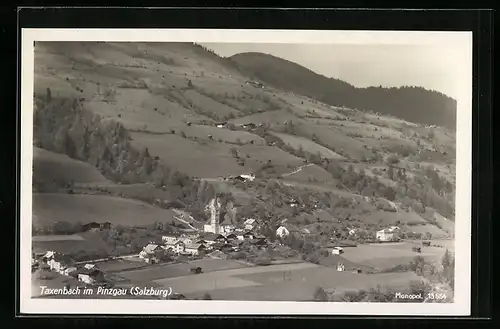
[229,52,456,129]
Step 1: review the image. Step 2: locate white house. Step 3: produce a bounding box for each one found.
[244,218,256,231]
[84,263,98,270]
[139,244,164,262]
[63,267,78,277]
[164,240,185,254]
[47,254,73,273]
[184,243,206,256]
[219,213,236,234]
[42,250,55,262]
[376,229,395,242]
[276,226,290,238]
[179,237,193,245]
[162,235,178,244]
[239,174,255,182]
[78,268,104,285]
[331,247,344,255]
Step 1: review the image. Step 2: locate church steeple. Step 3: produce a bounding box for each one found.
[208,197,221,234]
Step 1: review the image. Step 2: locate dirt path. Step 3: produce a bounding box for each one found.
[281,163,314,177]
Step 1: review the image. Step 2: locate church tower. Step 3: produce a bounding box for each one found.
[204,197,221,234]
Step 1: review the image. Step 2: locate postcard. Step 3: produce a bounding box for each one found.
[20,28,472,315]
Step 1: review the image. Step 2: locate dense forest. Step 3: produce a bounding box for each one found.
[229,52,457,129]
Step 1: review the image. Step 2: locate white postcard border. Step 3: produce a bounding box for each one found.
[20,29,472,316]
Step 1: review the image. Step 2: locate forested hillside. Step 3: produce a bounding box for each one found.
[230,52,456,129]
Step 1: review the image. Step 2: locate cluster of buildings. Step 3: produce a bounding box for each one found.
[33,251,106,286]
[139,229,269,263]
[137,197,271,263]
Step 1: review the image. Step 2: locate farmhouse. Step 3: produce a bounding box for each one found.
[63,266,78,277]
[77,267,104,285]
[42,250,56,262]
[164,240,185,254]
[376,227,400,242]
[331,247,344,255]
[82,222,101,232]
[48,254,74,273]
[276,225,300,238]
[139,244,164,263]
[100,222,112,230]
[276,226,289,238]
[244,218,257,231]
[84,263,98,271]
[184,243,206,256]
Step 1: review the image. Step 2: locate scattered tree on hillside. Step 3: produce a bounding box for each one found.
[313,287,329,301]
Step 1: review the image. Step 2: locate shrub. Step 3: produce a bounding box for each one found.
[254,256,271,266]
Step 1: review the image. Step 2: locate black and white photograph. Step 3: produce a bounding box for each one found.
[20,29,472,315]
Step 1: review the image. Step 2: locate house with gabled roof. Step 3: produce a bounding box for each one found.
[202,233,225,245]
[77,266,104,285]
[244,218,257,231]
[184,243,206,256]
[163,240,185,254]
[162,234,179,244]
[48,253,74,273]
[139,244,164,263]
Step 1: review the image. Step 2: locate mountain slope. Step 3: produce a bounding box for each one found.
[33,41,456,240]
[229,52,457,129]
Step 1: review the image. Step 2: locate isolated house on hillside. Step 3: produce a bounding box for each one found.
[84,263,98,271]
[82,222,101,232]
[376,227,400,242]
[100,222,112,230]
[276,226,289,238]
[331,247,344,255]
[276,224,300,238]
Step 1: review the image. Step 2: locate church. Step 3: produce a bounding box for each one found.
[203,197,236,234]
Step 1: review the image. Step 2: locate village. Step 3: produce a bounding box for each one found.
[31,191,431,301]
